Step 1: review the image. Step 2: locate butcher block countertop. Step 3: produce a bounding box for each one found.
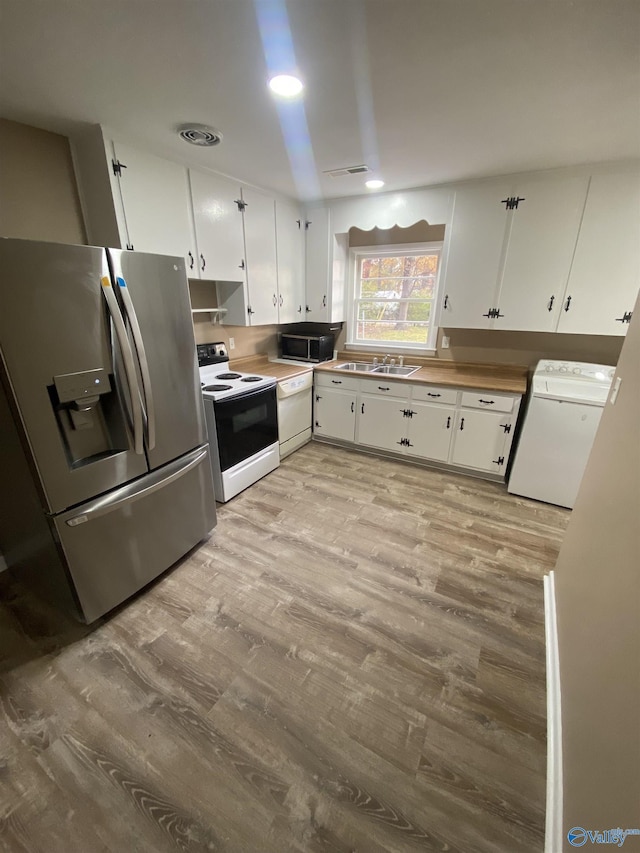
[231,354,528,394]
[315,354,528,394]
[229,355,314,381]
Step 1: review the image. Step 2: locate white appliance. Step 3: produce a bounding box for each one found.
[508,360,615,508]
[197,343,279,502]
[277,372,313,459]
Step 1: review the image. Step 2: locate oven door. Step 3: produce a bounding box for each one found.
[213,386,278,472]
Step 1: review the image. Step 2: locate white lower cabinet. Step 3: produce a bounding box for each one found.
[357,394,407,452]
[450,409,513,474]
[313,389,356,441]
[313,373,521,480]
[406,402,456,463]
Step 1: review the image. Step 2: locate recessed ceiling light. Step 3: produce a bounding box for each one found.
[365,179,385,190]
[268,74,304,98]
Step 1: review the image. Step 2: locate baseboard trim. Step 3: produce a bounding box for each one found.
[544,570,563,853]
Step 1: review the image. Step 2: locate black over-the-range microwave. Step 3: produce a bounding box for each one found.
[280,333,334,363]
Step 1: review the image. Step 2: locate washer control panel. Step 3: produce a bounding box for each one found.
[535,360,615,382]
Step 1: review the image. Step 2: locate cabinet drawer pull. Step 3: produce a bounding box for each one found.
[331,379,342,384]
[459,417,465,431]
[478,399,495,405]
[378,386,390,391]
[427,392,441,398]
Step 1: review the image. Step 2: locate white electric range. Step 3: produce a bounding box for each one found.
[197,343,279,502]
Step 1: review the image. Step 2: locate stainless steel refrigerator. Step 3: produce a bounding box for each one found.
[0,238,216,623]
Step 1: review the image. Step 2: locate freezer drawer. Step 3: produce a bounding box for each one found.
[53,445,216,623]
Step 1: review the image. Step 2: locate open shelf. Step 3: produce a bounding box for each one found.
[191,308,228,324]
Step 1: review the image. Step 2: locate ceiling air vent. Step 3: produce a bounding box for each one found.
[177,124,223,147]
[324,164,370,178]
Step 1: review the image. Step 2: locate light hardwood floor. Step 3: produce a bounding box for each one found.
[0,443,569,852]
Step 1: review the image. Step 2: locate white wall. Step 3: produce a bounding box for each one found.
[553,293,640,849]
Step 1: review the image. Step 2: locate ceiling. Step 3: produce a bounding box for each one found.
[1,0,638,201]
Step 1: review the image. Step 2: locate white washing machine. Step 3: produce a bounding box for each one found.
[508,360,615,509]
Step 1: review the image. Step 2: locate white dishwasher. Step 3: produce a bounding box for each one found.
[277,372,314,459]
[508,360,614,508]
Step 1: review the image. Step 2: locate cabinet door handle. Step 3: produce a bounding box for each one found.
[305,305,311,313]
[446,416,451,429]
[272,294,277,306]
[564,295,572,312]
[188,251,194,270]
[547,295,555,312]
[459,417,465,431]
[351,401,354,413]
[297,305,302,313]
[247,306,254,315]
[239,259,245,270]
[443,294,449,310]
[199,254,206,272]
[322,294,327,308]
[279,295,283,307]
[361,403,365,414]
[615,311,633,323]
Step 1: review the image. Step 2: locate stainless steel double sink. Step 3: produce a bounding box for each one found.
[334,362,421,377]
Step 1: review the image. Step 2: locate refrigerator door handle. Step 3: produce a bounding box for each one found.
[100,276,144,455]
[63,446,209,525]
[116,276,156,450]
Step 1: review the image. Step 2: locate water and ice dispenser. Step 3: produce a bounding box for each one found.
[50,368,130,467]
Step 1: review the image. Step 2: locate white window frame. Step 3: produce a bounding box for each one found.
[346,242,443,355]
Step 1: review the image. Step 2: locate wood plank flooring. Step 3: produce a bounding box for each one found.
[0,443,569,853]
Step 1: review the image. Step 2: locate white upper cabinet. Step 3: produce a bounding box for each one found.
[441,176,589,332]
[558,169,640,336]
[275,198,305,324]
[304,206,347,323]
[189,170,245,282]
[304,206,330,321]
[240,186,279,325]
[111,141,197,271]
[497,175,588,331]
[440,180,512,329]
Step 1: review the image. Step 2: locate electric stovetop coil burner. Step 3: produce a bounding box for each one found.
[197,341,277,402]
